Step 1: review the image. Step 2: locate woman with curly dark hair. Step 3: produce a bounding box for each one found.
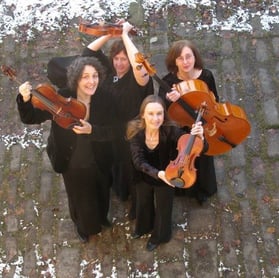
[17,56,115,242]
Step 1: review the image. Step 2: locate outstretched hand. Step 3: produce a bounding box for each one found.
[158,170,175,187]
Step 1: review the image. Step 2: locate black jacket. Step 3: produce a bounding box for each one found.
[17,87,115,173]
[129,125,208,186]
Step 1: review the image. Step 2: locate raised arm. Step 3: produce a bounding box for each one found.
[86,35,113,51]
[121,22,150,86]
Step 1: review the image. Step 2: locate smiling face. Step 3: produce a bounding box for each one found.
[112,50,130,78]
[77,65,99,99]
[142,102,164,131]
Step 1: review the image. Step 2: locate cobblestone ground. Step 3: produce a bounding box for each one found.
[0,2,279,278]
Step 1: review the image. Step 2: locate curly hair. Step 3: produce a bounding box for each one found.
[66,56,106,92]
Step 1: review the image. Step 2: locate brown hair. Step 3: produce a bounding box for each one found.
[67,56,106,92]
[109,39,128,60]
[165,40,204,74]
[126,94,175,140]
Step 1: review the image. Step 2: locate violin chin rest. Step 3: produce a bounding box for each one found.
[170,177,185,188]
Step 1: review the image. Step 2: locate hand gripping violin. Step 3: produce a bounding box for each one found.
[135,52,251,156]
[1,65,86,129]
[165,103,206,188]
[79,21,139,36]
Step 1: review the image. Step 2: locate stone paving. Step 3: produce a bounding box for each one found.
[0,2,279,278]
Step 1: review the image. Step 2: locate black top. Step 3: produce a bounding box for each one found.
[129,125,208,187]
[157,68,219,197]
[82,48,154,132]
[159,69,219,108]
[16,86,115,173]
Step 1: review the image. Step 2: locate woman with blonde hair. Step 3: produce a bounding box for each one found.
[127,95,207,251]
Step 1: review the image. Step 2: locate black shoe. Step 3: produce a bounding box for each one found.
[76,228,89,243]
[131,232,142,239]
[146,240,159,251]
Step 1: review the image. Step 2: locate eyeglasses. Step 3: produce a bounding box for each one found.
[176,54,194,62]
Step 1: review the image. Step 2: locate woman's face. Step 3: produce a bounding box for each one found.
[175,46,195,73]
[112,50,130,77]
[142,102,164,130]
[77,65,99,97]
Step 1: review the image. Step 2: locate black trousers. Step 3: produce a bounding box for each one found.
[111,137,135,200]
[134,181,175,244]
[62,164,111,236]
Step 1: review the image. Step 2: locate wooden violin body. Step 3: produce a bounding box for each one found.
[32,83,86,129]
[165,105,205,188]
[79,22,138,36]
[1,65,86,130]
[168,79,251,155]
[165,134,204,188]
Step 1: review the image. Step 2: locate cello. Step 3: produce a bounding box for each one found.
[135,52,251,156]
[1,65,86,129]
[165,103,206,188]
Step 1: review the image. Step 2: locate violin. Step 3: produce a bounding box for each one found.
[79,22,138,36]
[165,104,206,188]
[135,52,251,156]
[1,65,86,130]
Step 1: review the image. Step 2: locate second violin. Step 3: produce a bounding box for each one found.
[165,103,206,188]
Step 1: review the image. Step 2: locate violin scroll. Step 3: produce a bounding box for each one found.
[1,65,17,82]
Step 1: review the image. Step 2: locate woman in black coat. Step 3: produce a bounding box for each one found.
[83,21,154,219]
[158,40,218,203]
[127,95,207,251]
[17,57,115,242]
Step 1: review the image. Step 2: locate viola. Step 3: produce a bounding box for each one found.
[165,104,206,188]
[1,65,86,130]
[79,22,138,36]
[135,52,251,156]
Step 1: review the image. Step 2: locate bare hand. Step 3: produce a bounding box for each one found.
[191,121,204,140]
[122,21,134,35]
[158,170,175,187]
[166,89,180,102]
[72,119,92,134]
[19,81,32,102]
